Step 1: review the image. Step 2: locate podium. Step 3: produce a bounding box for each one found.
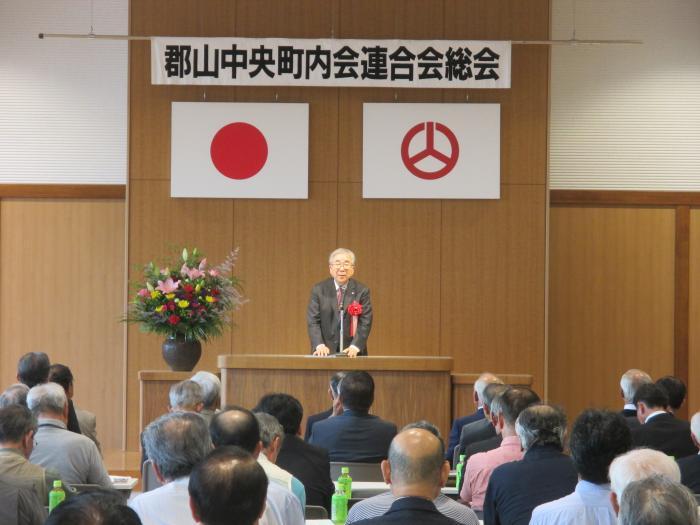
[217,354,454,438]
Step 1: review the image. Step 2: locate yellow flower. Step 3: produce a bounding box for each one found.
[155,305,165,313]
[195,284,202,293]
[205,296,215,303]
[166,293,176,300]
[178,300,190,308]
[150,291,161,299]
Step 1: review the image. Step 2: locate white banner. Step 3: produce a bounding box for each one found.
[152,37,510,89]
[171,102,308,199]
[363,103,500,199]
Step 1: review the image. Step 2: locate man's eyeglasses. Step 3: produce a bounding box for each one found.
[330,262,354,269]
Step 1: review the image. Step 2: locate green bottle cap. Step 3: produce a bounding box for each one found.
[459,454,466,461]
[53,480,62,488]
[341,467,350,474]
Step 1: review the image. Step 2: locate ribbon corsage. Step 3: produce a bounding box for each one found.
[347,301,363,337]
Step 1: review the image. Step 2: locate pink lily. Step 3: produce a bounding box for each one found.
[198,258,207,271]
[156,277,180,293]
[137,288,150,298]
[209,269,220,277]
[181,263,204,280]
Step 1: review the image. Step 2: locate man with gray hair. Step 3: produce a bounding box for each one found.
[169,380,204,413]
[619,368,652,427]
[128,412,212,525]
[678,411,700,492]
[457,382,508,464]
[618,475,699,525]
[352,426,472,525]
[189,371,220,425]
[27,382,111,487]
[0,384,29,408]
[347,421,479,525]
[483,405,577,525]
[608,447,681,515]
[308,247,373,358]
[255,412,306,508]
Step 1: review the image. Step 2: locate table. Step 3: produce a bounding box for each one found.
[335,481,458,499]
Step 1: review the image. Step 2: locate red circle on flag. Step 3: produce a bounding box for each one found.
[210,122,268,180]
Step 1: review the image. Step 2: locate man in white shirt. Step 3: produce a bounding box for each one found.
[210,407,304,525]
[128,412,212,525]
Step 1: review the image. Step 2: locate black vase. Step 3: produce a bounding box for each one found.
[162,335,202,371]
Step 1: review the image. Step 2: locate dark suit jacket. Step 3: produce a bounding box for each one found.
[620,408,637,418]
[458,418,496,456]
[307,278,372,354]
[309,409,397,463]
[305,408,333,441]
[678,454,700,493]
[631,412,696,459]
[483,444,578,525]
[67,399,82,435]
[277,433,335,513]
[447,408,484,465]
[353,496,461,525]
[619,409,641,429]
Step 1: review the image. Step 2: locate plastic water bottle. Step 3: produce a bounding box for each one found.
[338,466,352,499]
[331,488,348,524]
[48,480,65,512]
[455,454,466,491]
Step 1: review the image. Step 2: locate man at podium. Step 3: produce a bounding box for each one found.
[307,248,373,357]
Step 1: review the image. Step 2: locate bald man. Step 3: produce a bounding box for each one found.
[352,428,461,525]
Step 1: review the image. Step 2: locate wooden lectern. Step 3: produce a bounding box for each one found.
[217,354,454,439]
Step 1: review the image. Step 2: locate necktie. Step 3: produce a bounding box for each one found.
[337,286,343,307]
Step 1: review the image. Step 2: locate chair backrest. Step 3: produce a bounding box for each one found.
[452,444,462,469]
[142,459,163,492]
[330,462,384,482]
[304,505,328,519]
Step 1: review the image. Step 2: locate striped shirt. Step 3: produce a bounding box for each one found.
[346,492,479,525]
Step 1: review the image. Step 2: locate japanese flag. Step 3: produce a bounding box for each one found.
[363,103,500,199]
[171,102,308,199]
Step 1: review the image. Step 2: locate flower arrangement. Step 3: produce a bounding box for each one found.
[127,248,244,341]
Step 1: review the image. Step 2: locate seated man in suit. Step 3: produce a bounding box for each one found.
[255,393,334,512]
[530,409,632,525]
[457,383,509,465]
[348,421,479,525]
[446,372,501,465]
[631,382,696,459]
[608,448,681,516]
[678,411,700,492]
[352,427,465,525]
[0,474,47,525]
[618,476,699,525]
[460,387,540,510]
[188,447,268,525]
[305,371,346,441]
[309,370,397,463]
[483,405,578,525]
[656,375,687,416]
[619,369,652,428]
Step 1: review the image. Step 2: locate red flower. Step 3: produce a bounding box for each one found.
[211,289,220,296]
[347,302,363,316]
[167,314,180,325]
[168,302,176,311]
[183,284,194,293]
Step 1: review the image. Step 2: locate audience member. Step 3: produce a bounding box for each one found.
[254,412,306,507]
[27,383,110,487]
[47,488,141,525]
[619,368,652,428]
[189,371,220,425]
[631,382,696,458]
[309,371,397,462]
[347,421,479,525]
[128,412,211,525]
[460,386,509,463]
[457,383,508,462]
[618,475,698,525]
[304,371,346,440]
[0,384,29,408]
[446,372,501,464]
[49,364,98,449]
[0,404,61,505]
[0,475,47,525]
[483,405,577,525]
[16,352,50,388]
[254,393,334,512]
[209,408,304,525]
[656,375,687,415]
[352,427,463,525]
[608,448,681,514]
[460,387,540,510]
[529,409,632,525]
[677,411,700,492]
[169,380,204,413]
[188,446,267,525]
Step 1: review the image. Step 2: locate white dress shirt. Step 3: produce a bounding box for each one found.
[529,480,616,525]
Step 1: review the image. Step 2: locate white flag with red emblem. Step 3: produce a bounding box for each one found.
[171,102,308,199]
[363,103,500,199]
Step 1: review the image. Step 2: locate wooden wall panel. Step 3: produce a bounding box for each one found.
[441,185,547,395]
[687,210,700,417]
[548,206,676,419]
[0,199,125,451]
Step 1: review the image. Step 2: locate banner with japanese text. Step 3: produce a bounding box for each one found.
[152,37,510,88]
